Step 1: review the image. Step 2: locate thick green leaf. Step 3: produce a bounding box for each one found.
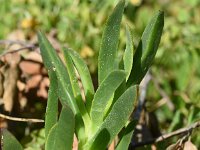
[62,47,91,134]
[62,48,82,99]
[85,85,138,150]
[45,71,58,139]
[46,106,75,150]
[45,124,57,150]
[127,11,164,86]
[67,48,94,112]
[115,121,137,150]
[123,25,135,80]
[2,129,23,150]
[38,31,79,114]
[106,80,126,115]
[98,0,125,84]
[57,81,86,143]
[38,32,85,141]
[90,70,126,129]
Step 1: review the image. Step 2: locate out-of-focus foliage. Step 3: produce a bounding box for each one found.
[22,129,45,150]
[1,0,200,148]
[134,0,200,147]
[140,0,200,121]
[1,0,126,72]
[1,0,137,72]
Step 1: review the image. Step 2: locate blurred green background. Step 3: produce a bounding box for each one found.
[1,0,200,148]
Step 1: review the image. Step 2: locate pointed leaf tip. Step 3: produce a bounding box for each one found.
[127,10,164,86]
[98,0,125,84]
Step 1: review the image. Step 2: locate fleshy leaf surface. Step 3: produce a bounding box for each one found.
[90,70,126,129]
[85,85,138,150]
[45,71,58,139]
[62,48,91,134]
[45,106,75,150]
[68,48,94,112]
[123,25,135,80]
[38,32,85,141]
[127,11,164,86]
[38,31,79,114]
[98,0,125,84]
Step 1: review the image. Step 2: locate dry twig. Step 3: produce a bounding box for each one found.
[151,75,174,111]
[0,113,44,123]
[130,120,200,148]
[0,40,30,46]
[0,39,38,57]
[0,45,36,57]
